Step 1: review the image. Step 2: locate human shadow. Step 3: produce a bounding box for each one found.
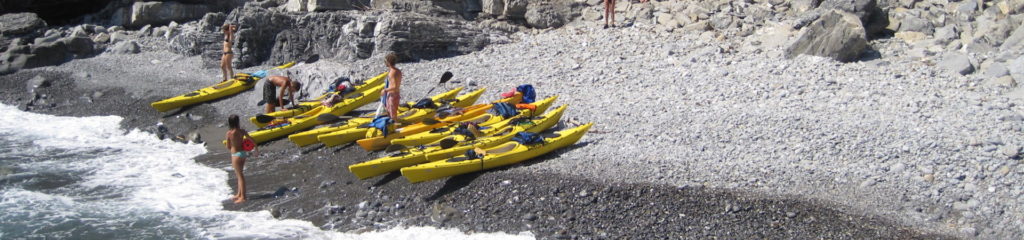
[247,186,291,200]
[423,171,483,201]
[301,144,325,154]
[372,171,402,186]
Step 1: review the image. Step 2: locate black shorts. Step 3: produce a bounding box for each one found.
[263,81,277,105]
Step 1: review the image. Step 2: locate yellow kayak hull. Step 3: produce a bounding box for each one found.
[401,122,592,183]
[389,95,558,147]
[349,104,567,180]
[251,73,386,127]
[286,87,468,147]
[150,73,258,112]
[311,88,487,147]
[355,95,519,151]
[226,84,383,145]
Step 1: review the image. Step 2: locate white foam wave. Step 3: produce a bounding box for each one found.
[0,105,533,240]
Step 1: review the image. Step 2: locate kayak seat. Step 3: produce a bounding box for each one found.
[429,127,449,133]
[343,92,364,99]
[468,115,491,124]
[184,92,201,97]
[486,142,518,155]
[388,151,412,157]
[540,133,561,138]
[446,156,471,162]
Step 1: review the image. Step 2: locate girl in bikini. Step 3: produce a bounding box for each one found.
[224,115,258,203]
[221,24,238,82]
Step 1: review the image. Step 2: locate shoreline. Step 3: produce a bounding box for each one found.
[0,66,950,239]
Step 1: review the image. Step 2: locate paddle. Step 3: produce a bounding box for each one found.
[315,113,354,122]
[424,71,454,95]
[383,144,408,152]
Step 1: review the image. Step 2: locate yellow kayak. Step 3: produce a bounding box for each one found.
[151,62,296,112]
[355,93,523,151]
[349,104,567,179]
[401,122,593,183]
[388,95,558,147]
[251,73,386,127]
[313,88,486,148]
[225,84,383,145]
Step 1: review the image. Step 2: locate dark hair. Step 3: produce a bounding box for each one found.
[228,114,240,129]
[290,80,301,90]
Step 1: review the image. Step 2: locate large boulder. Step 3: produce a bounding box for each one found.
[481,0,504,16]
[0,13,47,36]
[25,41,71,68]
[307,0,358,11]
[1010,56,1024,85]
[525,2,571,29]
[373,12,493,60]
[819,0,886,37]
[129,1,211,28]
[504,0,529,19]
[938,53,975,75]
[785,10,868,62]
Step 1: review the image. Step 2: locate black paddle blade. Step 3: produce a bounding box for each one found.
[440,71,453,83]
[384,144,407,152]
[255,114,276,123]
[317,113,339,122]
[422,118,441,125]
[439,138,458,149]
[257,100,266,106]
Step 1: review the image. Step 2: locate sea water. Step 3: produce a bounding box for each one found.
[0,104,532,240]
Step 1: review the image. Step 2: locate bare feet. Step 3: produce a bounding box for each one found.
[233,197,247,204]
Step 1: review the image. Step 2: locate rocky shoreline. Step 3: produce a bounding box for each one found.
[3,0,1024,238]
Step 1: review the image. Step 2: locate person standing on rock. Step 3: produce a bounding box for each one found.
[220,24,238,82]
[382,52,403,121]
[263,75,302,114]
[603,0,616,28]
[224,114,258,204]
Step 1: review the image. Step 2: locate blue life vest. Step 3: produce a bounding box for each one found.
[251,70,268,79]
[516,84,536,104]
[328,76,352,93]
[369,116,394,137]
[492,102,517,118]
[512,132,545,145]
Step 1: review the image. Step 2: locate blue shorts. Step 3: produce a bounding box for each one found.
[232,151,249,158]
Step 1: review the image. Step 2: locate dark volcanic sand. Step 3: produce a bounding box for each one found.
[1,69,953,239]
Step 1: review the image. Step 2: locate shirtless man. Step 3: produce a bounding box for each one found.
[224,115,258,203]
[263,75,301,114]
[221,24,238,82]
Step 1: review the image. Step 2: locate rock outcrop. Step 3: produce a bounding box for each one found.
[0,13,48,36]
[126,1,211,28]
[785,10,867,62]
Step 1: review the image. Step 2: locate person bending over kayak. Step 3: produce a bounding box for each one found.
[224,115,258,204]
[382,52,403,121]
[263,75,301,114]
[221,24,238,82]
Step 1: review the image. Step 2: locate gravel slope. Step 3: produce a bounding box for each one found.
[333,22,1021,238]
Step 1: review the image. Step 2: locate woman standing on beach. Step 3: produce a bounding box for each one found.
[603,0,615,28]
[382,52,403,121]
[221,24,238,82]
[224,115,258,203]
